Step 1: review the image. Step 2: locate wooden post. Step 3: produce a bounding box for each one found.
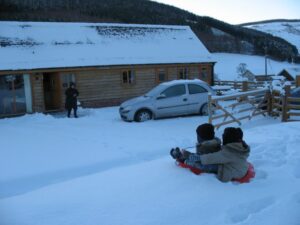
[233,81,238,90]
[266,91,272,115]
[296,75,300,87]
[208,93,212,124]
[282,85,291,122]
[242,81,248,92]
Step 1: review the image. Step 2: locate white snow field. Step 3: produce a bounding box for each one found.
[213,53,300,81]
[1,107,300,225]
[246,21,300,52]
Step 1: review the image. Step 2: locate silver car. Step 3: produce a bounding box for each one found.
[119,79,215,122]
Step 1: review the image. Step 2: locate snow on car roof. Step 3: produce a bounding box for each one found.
[159,79,207,86]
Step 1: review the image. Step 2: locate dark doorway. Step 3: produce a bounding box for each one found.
[43,73,61,111]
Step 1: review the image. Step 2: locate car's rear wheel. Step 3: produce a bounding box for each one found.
[134,109,152,122]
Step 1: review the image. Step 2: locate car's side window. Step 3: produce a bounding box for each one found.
[161,84,186,98]
[188,84,207,94]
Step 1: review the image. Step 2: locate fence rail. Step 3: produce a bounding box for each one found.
[208,83,300,128]
[208,88,270,129]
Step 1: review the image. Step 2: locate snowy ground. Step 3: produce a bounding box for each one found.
[1,107,300,225]
[213,53,300,81]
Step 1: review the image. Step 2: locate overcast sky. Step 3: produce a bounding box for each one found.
[152,0,300,24]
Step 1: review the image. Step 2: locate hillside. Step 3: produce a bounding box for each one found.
[0,0,299,62]
[244,20,300,54]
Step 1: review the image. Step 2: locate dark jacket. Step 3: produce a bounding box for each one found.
[200,142,250,182]
[65,87,79,109]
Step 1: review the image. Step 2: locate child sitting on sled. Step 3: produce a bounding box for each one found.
[170,123,221,172]
[171,126,251,182]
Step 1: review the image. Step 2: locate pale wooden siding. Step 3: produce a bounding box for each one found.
[74,68,158,107]
[167,67,178,80]
[188,66,199,79]
[16,63,214,112]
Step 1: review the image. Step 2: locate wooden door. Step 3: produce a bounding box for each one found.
[43,72,62,111]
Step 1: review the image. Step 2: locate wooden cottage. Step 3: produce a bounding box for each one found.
[242,69,274,82]
[277,68,300,81]
[0,21,215,117]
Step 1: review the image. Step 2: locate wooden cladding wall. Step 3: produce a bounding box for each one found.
[75,68,157,107]
[68,64,213,107]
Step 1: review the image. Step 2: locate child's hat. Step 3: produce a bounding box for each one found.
[222,127,243,145]
[196,123,215,140]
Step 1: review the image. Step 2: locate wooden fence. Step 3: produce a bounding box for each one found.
[214,80,266,92]
[280,86,300,122]
[208,84,300,128]
[208,88,270,129]
[214,80,296,93]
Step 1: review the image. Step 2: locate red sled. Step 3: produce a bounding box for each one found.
[176,161,203,175]
[232,162,255,183]
[176,161,255,183]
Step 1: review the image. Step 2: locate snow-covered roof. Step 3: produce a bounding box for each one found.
[279,67,300,79]
[0,21,213,71]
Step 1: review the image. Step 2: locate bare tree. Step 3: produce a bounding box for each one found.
[236,63,248,79]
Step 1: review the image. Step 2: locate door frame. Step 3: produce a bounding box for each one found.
[43,72,62,111]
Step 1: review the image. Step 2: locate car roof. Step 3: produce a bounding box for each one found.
[159,79,207,86]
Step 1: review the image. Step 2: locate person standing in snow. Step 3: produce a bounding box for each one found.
[183,127,250,182]
[170,123,221,172]
[65,82,79,118]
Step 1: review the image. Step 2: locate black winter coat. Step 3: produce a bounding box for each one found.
[65,87,79,109]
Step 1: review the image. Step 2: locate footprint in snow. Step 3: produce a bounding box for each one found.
[227,196,276,224]
[291,159,300,179]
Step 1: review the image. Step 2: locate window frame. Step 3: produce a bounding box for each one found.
[178,67,189,80]
[61,73,75,88]
[200,67,208,80]
[156,68,168,83]
[121,69,135,85]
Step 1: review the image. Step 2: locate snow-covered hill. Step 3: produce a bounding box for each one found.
[245,21,300,53]
[212,53,300,81]
[212,21,300,81]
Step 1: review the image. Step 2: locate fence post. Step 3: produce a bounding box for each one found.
[267,91,272,115]
[281,85,291,122]
[233,81,238,90]
[242,81,248,92]
[208,93,212,124]
[296,75,300,87]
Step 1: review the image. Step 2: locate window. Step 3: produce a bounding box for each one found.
[156,69,167,83]
[122,70,135,84]
[161,84,186,98]
[62,74,75,88]
[178,67,188,79]
[188,84,207,94]
[0,74,31,116]
[201,67,208,80]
